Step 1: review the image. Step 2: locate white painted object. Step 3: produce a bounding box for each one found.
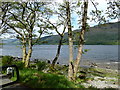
[7,67,14,75]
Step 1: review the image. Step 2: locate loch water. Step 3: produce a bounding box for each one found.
[0,45,118,64]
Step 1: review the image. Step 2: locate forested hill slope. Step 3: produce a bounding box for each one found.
[2,21,119,45]
[38,21,119,45]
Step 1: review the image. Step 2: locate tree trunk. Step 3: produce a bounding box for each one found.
[22,39,27,63]
[51,36,63,68]
[22,44,27,63]
[74,42,83,79]
[25,47,32,67]
[25,35,32,68]
[66,1,74,81]
[73,0,88,79]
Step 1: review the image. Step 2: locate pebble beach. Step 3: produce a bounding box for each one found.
[80,59,119,89]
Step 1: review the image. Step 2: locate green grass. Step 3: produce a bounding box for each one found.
[2,56,119,88]
[92,68,119,77]
[11,72,17,81]
[19,68,84,88]
[17,66,119,88]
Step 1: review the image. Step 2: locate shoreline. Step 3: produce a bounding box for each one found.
[0,55,119,71]
[1,55,119,89]
[80,59,119,71]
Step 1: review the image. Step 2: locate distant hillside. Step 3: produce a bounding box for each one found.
[38,21,119,45]
[2,39,20,45]
[2,21,119,45]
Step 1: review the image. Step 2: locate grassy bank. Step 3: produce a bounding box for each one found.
[14,64,119,89]
[1,56,119,89]
[18,69,84,88]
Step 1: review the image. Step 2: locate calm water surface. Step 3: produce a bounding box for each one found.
[0,45,118,64]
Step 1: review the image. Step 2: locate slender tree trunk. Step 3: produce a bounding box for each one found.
[74,42,83,79]
[25,47,32,67]
[22,43,27,63]
[73,0,88,79]
[68,37,74,80]
[52,36,63,68]
[66,1,74,81]
[22,39,27,63]
[25,34,32,68]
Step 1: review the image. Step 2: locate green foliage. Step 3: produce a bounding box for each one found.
[2,56,24,69]
[82,49,91,54]
[2,56,13,66]
[0,58,2,66]
[19,68,84,88]
[0,43,4,45]
[36,61,47,71]
[11,71,17,81]
[13,61,25,70]
[15,22,25,29]
[12,63,119,88]
[29,64,36,69]
[84,49,90,52]
[77,1,82,7]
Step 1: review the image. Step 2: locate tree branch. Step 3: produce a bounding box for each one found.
[90,0,99,15]
[9,11,26,27]
[33,27,45,45]
[26,11,34,26]
[47,20,61,36]
[5,22,23,37]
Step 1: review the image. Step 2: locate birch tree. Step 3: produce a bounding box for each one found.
[39,2,68,69]
[47,3,68,69]
[65,1,74,81]
[0,2,49,67]
[66,0,119,80]
[73,0,88,80]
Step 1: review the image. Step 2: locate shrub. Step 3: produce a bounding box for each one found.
[13,61,25,70]
[36,61,47,71]
[2,56,13,66]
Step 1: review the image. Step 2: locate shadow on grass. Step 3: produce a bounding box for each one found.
[19,69,84,88]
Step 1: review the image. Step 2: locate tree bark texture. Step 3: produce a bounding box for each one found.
[25,47,32,67]
[52,36,63,68]
[22,39,27,63]
[66,1,74,81]
[22,44,27,63]
[25,34,33,68]
[73,0,88,79]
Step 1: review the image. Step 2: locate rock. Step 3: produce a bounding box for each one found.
[34,59,39,63]
[106,66,110,69]
[78,74,86,79]
[63,64,68,67]
[80,71,87,74]
[90,62,98,68]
